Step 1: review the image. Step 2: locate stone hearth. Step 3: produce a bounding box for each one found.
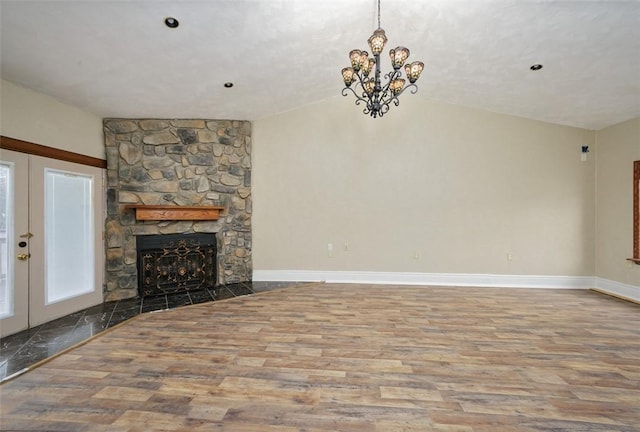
[103,119,252,301]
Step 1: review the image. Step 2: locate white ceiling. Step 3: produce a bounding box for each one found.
[1,0,639,130]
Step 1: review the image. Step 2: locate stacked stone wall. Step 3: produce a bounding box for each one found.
[103,119,252,300]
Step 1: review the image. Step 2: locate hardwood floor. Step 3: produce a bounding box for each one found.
[0,282,293,382]
[0,284,638,431]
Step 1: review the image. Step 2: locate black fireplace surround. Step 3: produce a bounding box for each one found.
[136,233,217,297]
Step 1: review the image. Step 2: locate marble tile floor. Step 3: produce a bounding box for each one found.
[0,281,298,382]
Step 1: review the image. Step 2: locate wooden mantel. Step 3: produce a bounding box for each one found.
[125,205,224,221]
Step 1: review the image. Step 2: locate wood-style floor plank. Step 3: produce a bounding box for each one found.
[1,284,639,431]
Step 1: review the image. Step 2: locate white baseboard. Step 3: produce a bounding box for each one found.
[253,270,595,289]
[594,277,640,303]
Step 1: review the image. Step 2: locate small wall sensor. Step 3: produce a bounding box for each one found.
[581,145,589,162]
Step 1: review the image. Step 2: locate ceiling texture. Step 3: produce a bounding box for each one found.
[1,0,639,130]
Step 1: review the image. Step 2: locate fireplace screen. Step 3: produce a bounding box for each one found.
[136,233,217,297]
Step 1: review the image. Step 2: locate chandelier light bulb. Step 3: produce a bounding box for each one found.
[368,28,388,55]
[390,78,405,95]
[349,50,363,71]
[364,79,376,96]
[360,58,372,77]
[342,68,356,87]
[390,47,410,70]
[405,61,425,83]
[359,51,370,70]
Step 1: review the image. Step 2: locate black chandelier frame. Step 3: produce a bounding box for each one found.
[341,56,419,119]
[341,0,423,118]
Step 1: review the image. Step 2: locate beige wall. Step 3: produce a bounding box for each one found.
[595,117,640,287]
[0,79,104,159]
[2,80,609,281]
[253,96,596,277]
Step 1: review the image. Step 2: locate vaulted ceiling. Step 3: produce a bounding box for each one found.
[1,0,639,130]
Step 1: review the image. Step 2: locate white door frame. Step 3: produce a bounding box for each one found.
[28,155,104,327]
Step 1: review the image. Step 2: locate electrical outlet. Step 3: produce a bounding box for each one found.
[413,251,420,260]
[327,243,333,258]
[507,252,513,261]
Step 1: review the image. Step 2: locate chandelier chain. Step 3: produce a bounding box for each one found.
[377,0,381,29]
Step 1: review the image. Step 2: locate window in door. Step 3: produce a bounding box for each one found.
[45,168,96,303]
[0,161,15,318]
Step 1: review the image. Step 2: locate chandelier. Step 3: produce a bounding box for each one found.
[341,0,424,118]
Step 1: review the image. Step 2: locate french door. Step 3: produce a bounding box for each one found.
[0,150,104,338]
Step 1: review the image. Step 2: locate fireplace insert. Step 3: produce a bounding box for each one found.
[136,233,217,297]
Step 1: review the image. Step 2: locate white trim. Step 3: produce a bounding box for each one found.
[594,277,640,302]
[253,270,595,289]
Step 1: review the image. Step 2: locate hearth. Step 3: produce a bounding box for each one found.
[136,233,217,297]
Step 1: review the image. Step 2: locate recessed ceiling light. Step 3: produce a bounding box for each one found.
[224,82,234,88]
[164,17,179,28]
[530,64,543,71]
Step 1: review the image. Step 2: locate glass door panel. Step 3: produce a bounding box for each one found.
[0,150,29,338]
[0,162,13,317]
[45,169,95,304]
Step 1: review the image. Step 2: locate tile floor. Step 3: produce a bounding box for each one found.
[0,281,298,382]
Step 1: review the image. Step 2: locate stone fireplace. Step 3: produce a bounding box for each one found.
[103,119,252,301]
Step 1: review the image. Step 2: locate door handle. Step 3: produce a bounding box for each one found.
[19,232,34,239]
[17,253,31,261]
